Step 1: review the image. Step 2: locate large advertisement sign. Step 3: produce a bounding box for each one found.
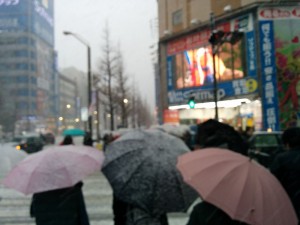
[258,20,279,131]
[0,0,54,46]
[0,0,29,31]
[167,14,258,105]
[31,0,54,46]
[259,7,300,130]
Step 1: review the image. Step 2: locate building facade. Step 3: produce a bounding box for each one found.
[58,72,80,133]
[0,0,56,134]
[158,0,300,131]
[60,67,88,132]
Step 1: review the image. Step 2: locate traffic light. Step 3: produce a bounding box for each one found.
[209,30,244,45]
[209,30,225,45]
[229,31,244,45]
[188,97,196,109]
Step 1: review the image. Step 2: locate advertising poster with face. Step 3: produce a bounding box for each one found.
[259,7,300,130]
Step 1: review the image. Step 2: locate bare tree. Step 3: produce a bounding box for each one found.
[97,25,116,130]
[135,94,153,128]
[114,46,131,128]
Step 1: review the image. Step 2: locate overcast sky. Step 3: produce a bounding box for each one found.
[55,0,158,112]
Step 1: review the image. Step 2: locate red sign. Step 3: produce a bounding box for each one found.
[163,110,179,124]
[259,7,300,20]
[167,22,231,55]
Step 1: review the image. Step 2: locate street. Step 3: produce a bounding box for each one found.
[0,160,190,225]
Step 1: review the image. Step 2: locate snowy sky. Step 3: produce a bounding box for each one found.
[54,0,158,111]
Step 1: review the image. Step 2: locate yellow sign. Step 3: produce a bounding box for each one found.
[246,79,258,92]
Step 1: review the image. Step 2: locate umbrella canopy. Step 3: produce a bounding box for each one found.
[0,144,28,180]
[2,145,104,195]
[177,148,298,225]
[62,128,85,136]
[196,119,248,155]
[102,129,197,215]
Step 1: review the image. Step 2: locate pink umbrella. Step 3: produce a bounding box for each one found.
[177,148,298,225]
[2,145,104,195]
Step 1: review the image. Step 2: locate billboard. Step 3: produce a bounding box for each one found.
[258,6,300,130]
[31,0,54,46]
[166,13,258,105]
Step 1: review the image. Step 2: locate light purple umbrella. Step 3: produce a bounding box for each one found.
[2,145,104,195]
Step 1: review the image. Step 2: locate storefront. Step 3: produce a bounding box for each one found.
[164,12,261,130]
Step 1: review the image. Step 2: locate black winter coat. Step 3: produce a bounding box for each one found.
[112,195,168,225]
[187,202,248,225]
[30,182,90,225]
[270,148,300,219]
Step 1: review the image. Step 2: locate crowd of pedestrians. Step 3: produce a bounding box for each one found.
[22,122,300,225]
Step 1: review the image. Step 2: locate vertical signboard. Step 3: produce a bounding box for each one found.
[31,0,54,46]
[259,7,300,130]
[258,20,279,131]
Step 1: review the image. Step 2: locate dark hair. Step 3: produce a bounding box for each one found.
[196,119,248,155]
[83,132,93,146]
[62,135,73,145]
[282,127,300,148]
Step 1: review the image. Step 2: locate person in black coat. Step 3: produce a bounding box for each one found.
[187,120,251,225]
[30,182,90,225]
[187,202,248,225]
[83,132,94,146]
[270,127,300,221]
[60,135,74,145]
[112,195,168,225]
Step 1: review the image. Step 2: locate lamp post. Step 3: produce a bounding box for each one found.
[210,12,219,121]
[63,31,93,137]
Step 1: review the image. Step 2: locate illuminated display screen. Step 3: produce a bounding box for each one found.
[170,41,245,90]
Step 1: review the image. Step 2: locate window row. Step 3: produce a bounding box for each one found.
[0,63,36,71]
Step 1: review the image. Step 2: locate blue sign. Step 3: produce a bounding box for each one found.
[31,0,54,46]
[259,21,279,131]
[246,31,257,77]
[168,77,258,105]
[167,57,173,91]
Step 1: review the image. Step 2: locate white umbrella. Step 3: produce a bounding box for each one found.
[0,144,28,181]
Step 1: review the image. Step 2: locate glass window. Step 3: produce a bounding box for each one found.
[16,63,29,70]
[31,64,36,71]
[172,10,183,26]
[31,77,37,84]
[15,50,28,57]
[17,76,29,83]
[18,37,28,44]
[17,101,28,109]
[17,89,29,96]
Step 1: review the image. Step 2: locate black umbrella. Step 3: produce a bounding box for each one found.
[195,119,249,155]
[102,129,197,216]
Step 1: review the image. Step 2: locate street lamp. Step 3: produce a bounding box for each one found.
[63,31,92,137]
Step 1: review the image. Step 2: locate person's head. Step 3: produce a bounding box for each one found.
[62,135,73,145]
[83,132,93,146]
[282,127,300,149]
[195,119,248,155]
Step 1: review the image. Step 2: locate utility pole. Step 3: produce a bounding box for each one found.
[210,12,219,121]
